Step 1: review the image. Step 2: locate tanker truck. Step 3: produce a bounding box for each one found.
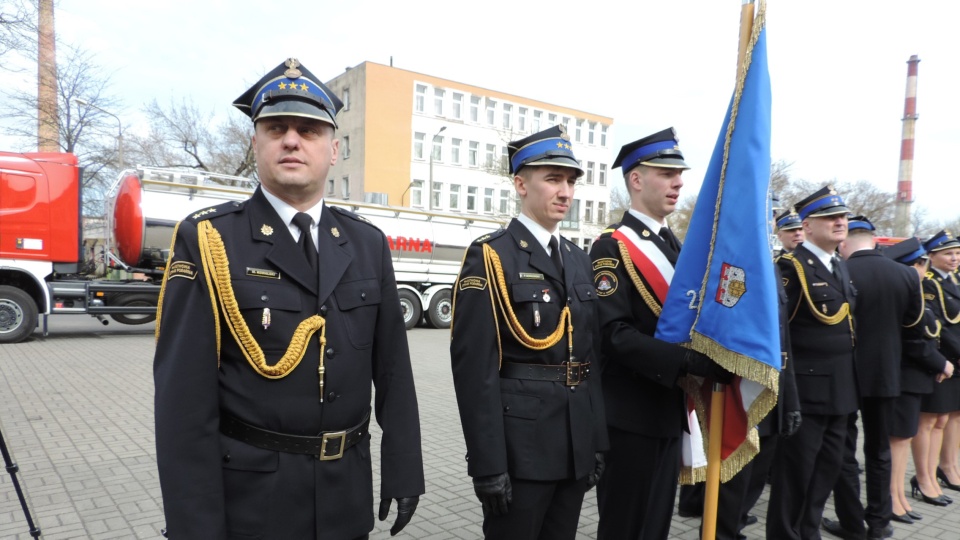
[0,151,503,343]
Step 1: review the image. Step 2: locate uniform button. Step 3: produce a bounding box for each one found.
[327,392,338,402]
[232,201,241,207]
[222,453,231,463]
[503,405,510,412]
[320,305,328,315]
[326,347,335,358]
[570,387,577,393]
[808,369,814,373]
[567,296,572,303]
[361,292,367,300]
[261,294,268,302]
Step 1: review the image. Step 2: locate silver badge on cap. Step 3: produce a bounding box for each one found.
[284,58,302,79]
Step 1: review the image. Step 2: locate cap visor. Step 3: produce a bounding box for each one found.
[255,100,337,128]
[522,157,585,177]
[640,157,690,169]
[807,205,850,218]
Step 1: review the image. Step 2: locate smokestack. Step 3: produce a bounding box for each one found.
[37,0,58,151]
[893,55,920,237]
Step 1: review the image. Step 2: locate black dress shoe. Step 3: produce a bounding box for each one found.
[677,508,701,518]
[890,513,914,524]
[744,514,758,526]
[906,510,922,520]
[821,517,867,540]
[867,524,894,539]
[936,466,960,491]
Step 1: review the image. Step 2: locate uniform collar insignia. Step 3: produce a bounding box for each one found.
[260,224,274,236]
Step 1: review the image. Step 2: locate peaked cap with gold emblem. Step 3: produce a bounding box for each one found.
[924,229,960,253]
[794,185,849,220]
[613,127,689,173]
[233,58,343,128]
[507,125,584,177]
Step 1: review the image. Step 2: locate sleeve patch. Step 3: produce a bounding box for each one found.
[167,260,197,280]
[458,276,488,291]
[592,257,620,271]
[595,271,618,297]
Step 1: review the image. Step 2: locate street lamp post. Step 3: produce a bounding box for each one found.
[428,126,446,212]
[75,98,124,171]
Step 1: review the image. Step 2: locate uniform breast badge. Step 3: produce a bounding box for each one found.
[542,289,551,303]
[261,307,271,330]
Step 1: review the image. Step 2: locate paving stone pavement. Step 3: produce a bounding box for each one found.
[2,316,960,539]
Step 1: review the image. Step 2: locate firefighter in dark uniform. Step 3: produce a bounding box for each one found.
[766,186,858,540]
[588,128,731,540]
[450,125,608,540]
[823,216,924,540]
[154,59,424,540]
[775,209,804,256]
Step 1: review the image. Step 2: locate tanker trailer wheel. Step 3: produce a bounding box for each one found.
[109,293,158,325]
[397,289,422,330]
[427,289,453,329]
[0,286,38,344]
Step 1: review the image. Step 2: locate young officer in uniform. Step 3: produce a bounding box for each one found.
[823,216,923,540]
[775,209,804,255]
[450,125,607,540]
[588,128,731,540]
[154,58,424,540]
[766,186,858,540]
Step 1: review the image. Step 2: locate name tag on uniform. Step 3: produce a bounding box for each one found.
[519,272,544,280]
[246,267,280,279]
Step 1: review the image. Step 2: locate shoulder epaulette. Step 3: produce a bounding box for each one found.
[925,271,935,279]
[330,205,373,225]
[598,223,622,238]
[780,252,795,261]
[472,228,507,244]
[186,200,245,222]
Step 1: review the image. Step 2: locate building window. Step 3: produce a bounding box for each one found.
[434,88,444,116]
[432,136,443,162]
[597,202,607,225]
[560,199,580,229]
[599,164,607,186]
[576,119,583,142]
[413,132,425,159]
[452,93,463,119]
[450,184,461,210]
[485,143,496,168]
[582,238,592,251]
[451,138,462,165]
[342,88,350,111]
[588,122,596,145]
[432,182,442,209]
[483,188,494,214]
[518,107,527,132]
[411,180,424,207]
[467,186,478,212]
[342,135,350,159]
[585,161,595,184]
[548,113,557,126]
[585,200,594,223]
[502,103,512,129]
[341,176,350,199]
[327,178,335,195]
[499,189,511,214]
[601,125,608,147]
[415,84,426,113]
[533,110,542,132]
[470,96,480,122]
[468,141,479,167]
[486,99,496,125]
[501,146,509,171]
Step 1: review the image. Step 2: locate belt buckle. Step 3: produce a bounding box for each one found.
[565,362,581,386]
[319,430,347,461]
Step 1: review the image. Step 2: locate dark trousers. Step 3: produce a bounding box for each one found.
[833,398,895,534]
[482,476,587,540]
[597,428,679,540]
[741,434,779,523]
[766,413,848,540]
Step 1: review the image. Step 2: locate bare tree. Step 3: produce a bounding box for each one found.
[609,184,630,225]
[0,0,35,63]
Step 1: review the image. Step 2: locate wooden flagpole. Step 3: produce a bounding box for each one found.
[701,4,756,539]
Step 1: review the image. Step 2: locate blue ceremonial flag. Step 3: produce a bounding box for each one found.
[654,4,779,481]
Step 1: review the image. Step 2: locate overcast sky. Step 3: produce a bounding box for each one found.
[5,0,959,223]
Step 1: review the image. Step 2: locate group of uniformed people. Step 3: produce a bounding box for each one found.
[152,58,960,540]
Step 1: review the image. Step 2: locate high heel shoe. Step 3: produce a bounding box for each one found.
[890,513,914,524]
[910,476,949,506]
[906,510,922,520]
[937,467,960,491]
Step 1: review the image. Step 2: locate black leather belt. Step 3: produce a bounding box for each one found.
[500,361,591,386]
[220,411,370,461]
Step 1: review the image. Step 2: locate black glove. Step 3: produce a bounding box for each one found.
[781,411,802,438]
[378,496,419,536]
[473,472,512,517]
[682,349,734,384]
[586,452,605,489]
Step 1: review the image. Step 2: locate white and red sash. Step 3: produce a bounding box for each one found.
[612,224,675,303]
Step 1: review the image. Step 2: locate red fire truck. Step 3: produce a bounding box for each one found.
[0,151,503,343]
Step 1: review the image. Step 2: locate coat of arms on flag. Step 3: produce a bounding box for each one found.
[716,263,747,308]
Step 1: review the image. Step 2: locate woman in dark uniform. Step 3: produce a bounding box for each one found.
[912,231,960,507]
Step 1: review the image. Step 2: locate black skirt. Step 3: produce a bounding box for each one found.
[891,392,922,438]
[920,375,960,414]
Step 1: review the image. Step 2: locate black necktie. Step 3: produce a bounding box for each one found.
[831,256,843,283]
[548,236,563,275]
[659,227,678,252]
[292,212,318,271]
